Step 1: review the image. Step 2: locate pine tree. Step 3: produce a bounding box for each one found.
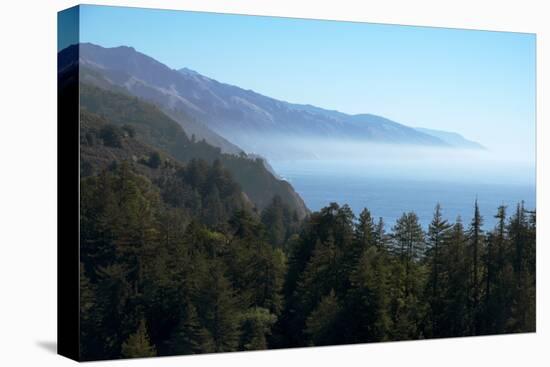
[440,217,469,337]
[239,307,277,350]
[374,217,388,250]
[507,202,536,332]
[356,208,376,250]
[196,262,241,352]
[347,246,390,342]
[483,205,508,333]
[169,302,214,355]
[121,319,157,358]
[425,203,451,336]
[305,290,342,346]
[391,212,425,295]
[296,235,341,311]
[467,200,484,335]
[261,195,287,247]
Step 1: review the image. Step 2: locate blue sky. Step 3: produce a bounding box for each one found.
[71,5,535,161]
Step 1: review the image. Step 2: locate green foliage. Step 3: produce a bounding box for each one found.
[80,162,536,358]
[195,262,240,352]
[240,308,277,350]
[121,319,157,358]
[79,83,307,218]
[99,124,123,148]
[424,203,452,336]
[147,151,161,169]
[305,290,341,346]
[261,195,300,248]
[347,246,391,342]
[78,85,535,359]
[392,212,425,263]
[168,302,214,355]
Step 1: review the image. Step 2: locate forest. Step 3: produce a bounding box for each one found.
[79,153,535,360]
[75,76,535,361]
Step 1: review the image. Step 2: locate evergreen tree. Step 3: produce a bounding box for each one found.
[439,217,469,337]
[373,217,388,250]
[482,205,508,333]
[147,151,161,169]
[507,202,536,332]
[424,203,451,336]
[239,307,277,350]
[168,302,213,355]
[346,246,390,342]
[195,262,241,352]
[121,319,157,358]
[305,290,342,346]
[356,208,376,250]
[261,195,287,247]
[467,200,484,335]
[391,212,425,294]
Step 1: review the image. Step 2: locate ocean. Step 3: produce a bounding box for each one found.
[270,160,536,230]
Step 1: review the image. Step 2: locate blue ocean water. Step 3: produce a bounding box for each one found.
[271,160,536,230]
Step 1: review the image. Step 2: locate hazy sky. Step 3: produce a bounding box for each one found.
[73,5,536,161]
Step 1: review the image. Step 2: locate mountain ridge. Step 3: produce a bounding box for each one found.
[60,43,484,159]
[414,127,485,150]
[75,77,308,219]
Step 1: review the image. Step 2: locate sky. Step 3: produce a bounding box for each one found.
[67,4,535,162]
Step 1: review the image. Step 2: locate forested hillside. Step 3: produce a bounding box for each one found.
[71,62,535,361]
[275,202,535,347]
[79,83,308,219]
[80,166,536,360]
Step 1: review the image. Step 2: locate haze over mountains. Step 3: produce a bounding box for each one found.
[72,43,484,160]
[414,127,484,150]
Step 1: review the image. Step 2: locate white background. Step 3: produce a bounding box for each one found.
[0,0,548,365]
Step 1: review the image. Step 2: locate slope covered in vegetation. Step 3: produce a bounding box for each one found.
[71,70,535,361]
[79,83,308,219]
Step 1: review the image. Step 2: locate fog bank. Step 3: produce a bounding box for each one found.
[258,137,535,187]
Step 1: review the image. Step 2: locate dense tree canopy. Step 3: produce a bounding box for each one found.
[77,83,535,361]
[80,156,535,360]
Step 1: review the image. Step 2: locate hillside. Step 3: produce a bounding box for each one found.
[80,109,255,226]
[66,43,243,155]
[78,82,308,218]
[60,43,484,160]
[415,127,485,149]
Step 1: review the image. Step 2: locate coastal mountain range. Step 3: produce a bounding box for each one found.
[66,43,484,160]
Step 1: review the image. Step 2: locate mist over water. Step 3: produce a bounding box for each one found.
[268,141,535,229]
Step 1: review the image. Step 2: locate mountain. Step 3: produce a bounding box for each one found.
[70,44,243,155]
[62,50,309,218]
[65,43,486,160]
[414,127,485,150]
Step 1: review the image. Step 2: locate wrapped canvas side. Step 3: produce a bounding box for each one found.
[57,5,80,362]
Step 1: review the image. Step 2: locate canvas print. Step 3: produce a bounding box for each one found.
[58,4,536,361]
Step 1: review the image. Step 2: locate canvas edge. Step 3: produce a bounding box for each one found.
[57,4,81,362]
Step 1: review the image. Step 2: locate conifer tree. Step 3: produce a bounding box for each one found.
[440,217,469,337]
[425,203,451,335]
[374,217,388,250]
[467,200,484,335]
[121,319,157,358]
[347,246,390,342]
[239,307,277,350]
[169,302,213,355]
[356,208,376,250]
[391,212,425,294]
[305,290,342,346]
[196,262,241,352]
[261,195,287,247]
